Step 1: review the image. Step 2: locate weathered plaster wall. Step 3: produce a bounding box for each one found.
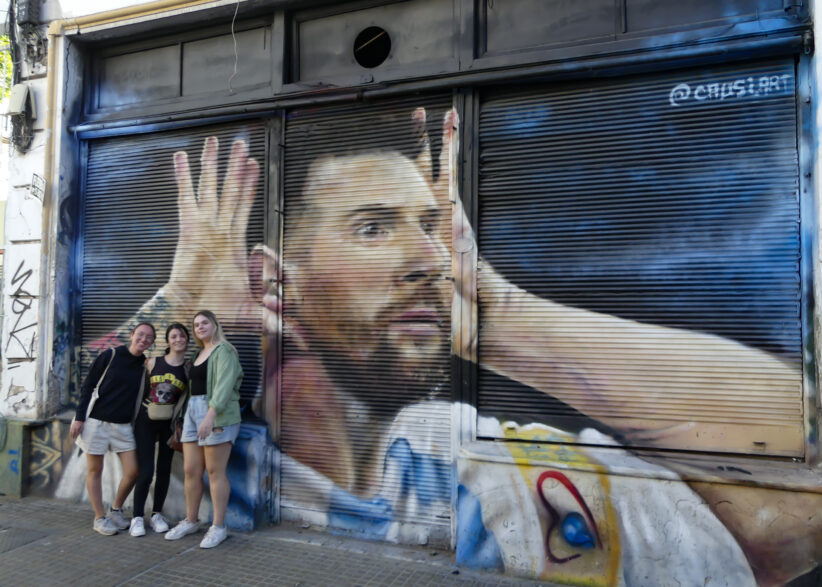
[1,72,47,418]
[1,1,91,418]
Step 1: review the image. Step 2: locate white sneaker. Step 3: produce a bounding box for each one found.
[107,508,129,530]
[93,516,118,536]
[165,519,200,541]
[199,525,227,549]
[129,517,146,537]
[150,513,169,533]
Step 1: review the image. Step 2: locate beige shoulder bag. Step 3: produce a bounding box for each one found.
[73,347,116,450]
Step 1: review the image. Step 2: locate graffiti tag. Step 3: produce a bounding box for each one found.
[8,449,19,474]
[29,424,63,491]
[5,375,36,413]
[669,74,792,106]
[5,260,37,358]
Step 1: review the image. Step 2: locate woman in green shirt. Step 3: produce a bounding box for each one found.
[165,309,243,549]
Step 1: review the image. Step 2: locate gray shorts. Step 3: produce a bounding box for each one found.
[76,417,136,455]
[180,395,240,446]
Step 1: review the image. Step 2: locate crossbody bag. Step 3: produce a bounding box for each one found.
[73,348,115,451]
[144,400,175,420]
[75,347,116,423]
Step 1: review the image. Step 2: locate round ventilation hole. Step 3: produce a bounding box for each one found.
[353,26,391,69]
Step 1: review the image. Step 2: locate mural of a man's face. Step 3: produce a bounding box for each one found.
[287,152,450,398]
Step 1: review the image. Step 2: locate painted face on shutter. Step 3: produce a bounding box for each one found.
[287,152,450,397]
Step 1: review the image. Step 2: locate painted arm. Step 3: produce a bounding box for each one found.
[431,109,800,447]
[474,265,799,441]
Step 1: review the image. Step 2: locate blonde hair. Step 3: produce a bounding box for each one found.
[192,310,228,347]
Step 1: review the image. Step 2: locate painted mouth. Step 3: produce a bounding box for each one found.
[390,309,442,335]
[393,309,441,324]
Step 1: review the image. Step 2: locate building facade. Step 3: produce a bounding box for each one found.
[1,0,822,584]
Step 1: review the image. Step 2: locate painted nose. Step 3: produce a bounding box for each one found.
[400,228,445,284]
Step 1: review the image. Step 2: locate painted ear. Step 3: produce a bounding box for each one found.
[249,244,284,332]
[251,244,309,349]
[248,244,268,302]
[412,107,434,183]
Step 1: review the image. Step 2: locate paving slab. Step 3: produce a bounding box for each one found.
[0,496,553,586]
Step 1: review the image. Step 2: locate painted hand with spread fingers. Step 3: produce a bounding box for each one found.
[412,107,482,363]
[165,136,261,330]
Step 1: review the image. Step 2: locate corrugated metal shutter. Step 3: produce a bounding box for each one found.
[477,59,804,456]
[280,95,453,538]
[81,122,267,403]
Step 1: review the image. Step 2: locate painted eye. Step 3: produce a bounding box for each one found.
[356,221,386,239]
[561,512,595,549]
[421,218,436,235]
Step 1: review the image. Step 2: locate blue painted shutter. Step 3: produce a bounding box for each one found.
[477,59,804,457]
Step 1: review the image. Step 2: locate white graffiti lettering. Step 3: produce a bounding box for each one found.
[669,74,792,106]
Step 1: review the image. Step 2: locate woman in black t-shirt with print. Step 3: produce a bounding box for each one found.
[129,323,190,537]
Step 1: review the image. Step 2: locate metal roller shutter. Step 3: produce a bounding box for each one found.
[280,95,453,538]
[80,122,267,404]
[477,59,804,456]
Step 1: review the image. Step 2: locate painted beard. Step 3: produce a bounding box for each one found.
[319,332,450,417]
[316,293,451,418]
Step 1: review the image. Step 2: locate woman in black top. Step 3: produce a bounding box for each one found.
[70,322,155,536]
[129,323,190,537]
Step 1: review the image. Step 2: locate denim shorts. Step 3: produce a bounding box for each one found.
[76,417,136,455]
[180,395,240,446]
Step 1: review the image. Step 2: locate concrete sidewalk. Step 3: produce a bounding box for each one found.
[0,496,551,586]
